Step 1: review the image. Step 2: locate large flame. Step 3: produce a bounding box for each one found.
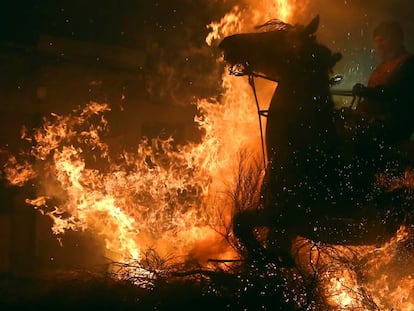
[3,0,414,309]
[4,1,297,266]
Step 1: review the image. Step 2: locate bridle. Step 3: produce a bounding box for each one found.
[228,64,274,168]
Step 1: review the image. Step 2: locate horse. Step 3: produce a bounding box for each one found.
[218,16,413,265]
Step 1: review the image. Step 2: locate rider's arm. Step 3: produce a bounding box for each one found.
[361,56,414,114]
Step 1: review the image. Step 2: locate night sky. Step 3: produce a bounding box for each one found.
[1,1,413,84]
[2,1,413,46]
[0,1,230,47]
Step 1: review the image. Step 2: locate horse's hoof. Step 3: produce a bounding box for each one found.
[249,249,296,268]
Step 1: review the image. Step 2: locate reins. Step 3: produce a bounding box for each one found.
[247,74,269,168]
[229,67,359,168]
[229,65,273,168]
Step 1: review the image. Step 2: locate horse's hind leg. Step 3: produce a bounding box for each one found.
[233,209,295,266]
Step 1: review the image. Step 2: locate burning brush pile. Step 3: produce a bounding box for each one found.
[1,99,414,309]
[1,0,414,310]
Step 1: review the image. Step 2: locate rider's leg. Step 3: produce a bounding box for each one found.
[351,123,385,197]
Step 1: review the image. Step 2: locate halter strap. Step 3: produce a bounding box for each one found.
[248,75,268,168]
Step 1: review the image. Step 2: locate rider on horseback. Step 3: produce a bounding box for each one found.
[220,17,414,268]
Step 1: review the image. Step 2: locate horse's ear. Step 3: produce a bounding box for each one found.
[305,15,319,35]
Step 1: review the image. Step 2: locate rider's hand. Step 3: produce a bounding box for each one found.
[352,83,368,97]
[338,106,357,119]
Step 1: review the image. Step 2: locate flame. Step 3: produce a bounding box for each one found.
[206,0,307,46]
[3,0,414,309]
[293,224,414,310]
[1,0,296,271]
[0,0,320,294]
[209,1,414,309]
[3,155,37,187]
[4,73,265,268]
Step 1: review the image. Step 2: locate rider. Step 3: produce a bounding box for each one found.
[340,20,414,193]
[351,20,414,151]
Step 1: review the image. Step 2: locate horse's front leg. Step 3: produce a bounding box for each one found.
[233,209,270,255]
[233,208,295,266]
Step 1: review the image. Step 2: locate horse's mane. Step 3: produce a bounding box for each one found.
[219,15,341,79]
[254,19,293,32]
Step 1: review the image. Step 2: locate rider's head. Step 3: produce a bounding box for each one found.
[373,20,405,62]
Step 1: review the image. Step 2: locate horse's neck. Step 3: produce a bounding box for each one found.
[271,77,333,114]
[265,78,342,192]
[266,77,338,158]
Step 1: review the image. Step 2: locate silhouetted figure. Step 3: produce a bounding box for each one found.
[351,21,414,155]
[220,16,414,269]
[338,21,414,195]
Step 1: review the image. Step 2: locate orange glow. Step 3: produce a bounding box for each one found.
[4,0,414,309]
[3,154,37,187]
[206,0,307,46]
[4,0,293,272]
[206,1,414,308]
[293,225,414,309]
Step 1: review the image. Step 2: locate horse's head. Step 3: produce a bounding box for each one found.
[219,16,342,80]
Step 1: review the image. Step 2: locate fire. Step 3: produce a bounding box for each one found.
[206,1,414,308]
[0,4,297,261]
[293,225,414,310]
[3,0,414,309]
[206,0,307,45]
[4,72,265,268]
[1,0,295,271]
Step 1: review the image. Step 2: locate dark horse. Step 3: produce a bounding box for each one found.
[219,16,413,265]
